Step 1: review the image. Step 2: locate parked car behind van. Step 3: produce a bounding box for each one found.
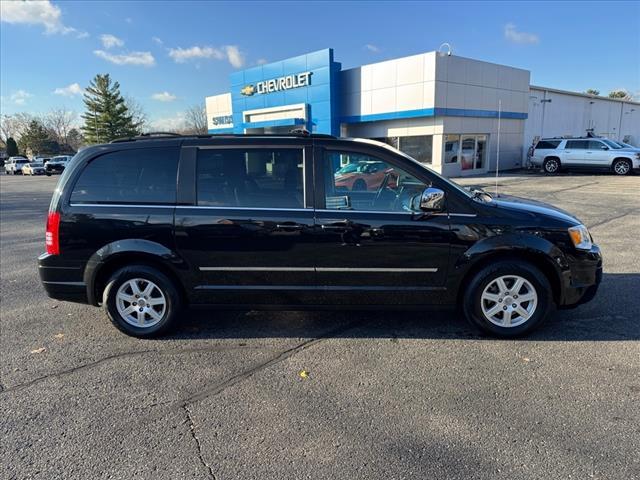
[5,156,29,174]
[532,137,639,175]
[39,133,602,338]
[45,155,73,176]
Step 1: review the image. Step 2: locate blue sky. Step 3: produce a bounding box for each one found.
[1,0,639,128]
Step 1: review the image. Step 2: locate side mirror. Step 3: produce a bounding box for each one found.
[420,187,446,212]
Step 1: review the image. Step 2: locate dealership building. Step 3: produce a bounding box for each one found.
[206,48,640,176]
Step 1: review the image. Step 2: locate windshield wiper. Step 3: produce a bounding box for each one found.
[469,187,493,201]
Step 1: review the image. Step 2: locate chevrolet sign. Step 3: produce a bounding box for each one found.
[241,71,312,96]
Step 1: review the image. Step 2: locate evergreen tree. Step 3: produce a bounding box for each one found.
[20,120,54,156]
[81,74,140,143]
[6,137,19,157]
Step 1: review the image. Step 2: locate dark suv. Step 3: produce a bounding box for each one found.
[39,133,602,338]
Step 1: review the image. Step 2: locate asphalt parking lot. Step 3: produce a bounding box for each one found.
[1,171,638,480]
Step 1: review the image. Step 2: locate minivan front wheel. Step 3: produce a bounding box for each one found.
[103,265,182,337]
[612,159,631,176]
[463,261,553,337]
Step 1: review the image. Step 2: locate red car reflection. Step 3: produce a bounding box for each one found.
[334,161,397,191]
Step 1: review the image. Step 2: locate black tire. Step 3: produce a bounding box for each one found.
[352,179,367,191]
[612,158,632,176]
[103,265,182,338]
[543,157,560,174]
[462,260,553,338]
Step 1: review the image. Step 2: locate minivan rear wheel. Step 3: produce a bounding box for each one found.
[463,260,553,337]
[103,265,182,337]
[543,157,560,174]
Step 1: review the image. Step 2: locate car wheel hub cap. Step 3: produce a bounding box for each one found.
[480,275,538,328]
[615,163,629,174]
[116,278,166,328]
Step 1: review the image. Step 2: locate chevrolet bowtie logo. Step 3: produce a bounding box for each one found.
[241,84,256,96]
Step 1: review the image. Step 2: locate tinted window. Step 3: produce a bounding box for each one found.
[71,148,178,204]
[324,151,426,212]
[196,148,303,208]
[535,140,561,149]
[588,141,607,150]
[565,140,588,149]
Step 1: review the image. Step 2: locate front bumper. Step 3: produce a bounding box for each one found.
[558,244,602,308]
[38,253,89,304]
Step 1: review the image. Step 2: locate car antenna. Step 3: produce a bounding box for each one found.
[494,99,502,197]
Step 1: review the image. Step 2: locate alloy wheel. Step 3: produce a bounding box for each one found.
[614,161,630,175]
[115,278,166,328]
[480,275,538,327]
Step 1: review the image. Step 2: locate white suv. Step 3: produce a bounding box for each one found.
[531,138,639,175]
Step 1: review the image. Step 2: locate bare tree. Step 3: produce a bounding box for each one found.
[124,96,148,133]
[0,113,35,142]
[44,107,77,145]
[184,103,208,135]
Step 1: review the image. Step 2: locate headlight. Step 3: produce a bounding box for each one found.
[568,224,592,251]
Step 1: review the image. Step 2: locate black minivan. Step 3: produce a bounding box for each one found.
[39,133,602,338]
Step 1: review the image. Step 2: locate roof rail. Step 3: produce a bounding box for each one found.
[111,132,182,143]
[110,131,337,143]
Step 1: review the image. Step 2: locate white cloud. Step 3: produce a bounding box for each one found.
[53,83,84,97]
[152,36,163,45]
[224,45,244,68]
[10,90,33,105]
[151,91,177,102]
[0,0,80,35]
[76,31,89,39]
[504,23,539,44]
[365,44,380,53]
[149,112,186,132]
[256,58,268,65]
[100,33,124,49]
[94,49,155,67]
[168,44,245,68]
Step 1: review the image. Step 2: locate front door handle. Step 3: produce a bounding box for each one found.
[319,220,350,230]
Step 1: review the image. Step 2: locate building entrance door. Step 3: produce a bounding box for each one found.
[459,134,488,175]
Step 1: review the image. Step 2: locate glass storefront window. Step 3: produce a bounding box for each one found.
[475,135,487,169]
[372,135,433,164]
[399,135,433,164]
[444,135,461,163]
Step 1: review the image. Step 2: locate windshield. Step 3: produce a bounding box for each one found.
[603,139,622,149]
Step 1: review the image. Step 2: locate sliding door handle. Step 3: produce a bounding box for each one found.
[276,223,304,231]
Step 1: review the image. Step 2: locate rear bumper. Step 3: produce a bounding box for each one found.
[38,253,89,304]
[558,244,603,308]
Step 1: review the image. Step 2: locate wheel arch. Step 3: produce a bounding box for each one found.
[455,236,565,307]
[84,239,188,306]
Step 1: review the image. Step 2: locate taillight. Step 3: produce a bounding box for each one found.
[46,212,61,255]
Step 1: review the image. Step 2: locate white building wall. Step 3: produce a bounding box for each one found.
[434,55,530,115]
[205,93,233,131]
[339,52,436,117]
[525,87,640,158]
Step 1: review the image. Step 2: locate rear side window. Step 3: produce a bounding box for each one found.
[535,140,561,149]
[196,148,304,208]
[70,148,178,204]
[565,140,588,149]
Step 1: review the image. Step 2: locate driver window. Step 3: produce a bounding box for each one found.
[324,150,426,212]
